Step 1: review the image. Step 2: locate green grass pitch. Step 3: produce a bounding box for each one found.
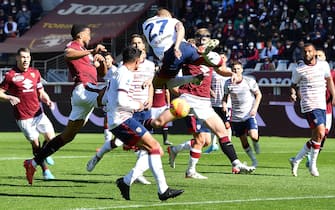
[1,132,335,210]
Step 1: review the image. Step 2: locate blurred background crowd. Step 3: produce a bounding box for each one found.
[162,0,335,70]
[1,0,335,71]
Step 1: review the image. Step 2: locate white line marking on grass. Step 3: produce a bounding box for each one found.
[72,195,335,210]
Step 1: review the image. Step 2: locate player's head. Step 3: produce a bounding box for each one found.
[156,8,172,18]
[16,48,31,72]
[231,60,243,74]
[316,49,326,61]
[122,46,142,71]
[71,24,90,46]
[195,28,211,47]
[103,52,114,69]
[130,34,147,52]
[303,43,316,64]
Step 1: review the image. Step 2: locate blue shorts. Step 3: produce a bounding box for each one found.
[132,110,152,124]
[231,117,258,137]
[158,42,199,78]
[111,118,148,146]
[184,115,211,134]
[304,109,326,128]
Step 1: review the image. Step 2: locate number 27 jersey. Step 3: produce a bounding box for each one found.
[142,16,179,60]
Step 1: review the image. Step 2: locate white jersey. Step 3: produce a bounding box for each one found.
[103,65,118,82]
[131,59,155,103]
[224,76,260,122]
[106,65,138,129]
[142,16,180,60]
[291,60,330,113]
[211,70,232,108]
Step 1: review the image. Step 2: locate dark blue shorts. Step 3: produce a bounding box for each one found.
[158,42,199,78]
[231,117,258,137]
[304,109,326,128]
[111,118,148,146]
[132,110,152,124]
[184,115,211,134]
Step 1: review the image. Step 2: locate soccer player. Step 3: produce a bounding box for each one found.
[87,34,155,185]
[223,61,262,167]
[23,24,108,185]
[205,53,232,154]
[151,86,173,145]
[168,115,212,179]
[130,34,155,125]
[142,8,222,89]
[305,49,335,167]
[0,48,55,180]
[105,46,183,201]
[289,43,335,177]
[146,28,255,175]
[102,52,118,142]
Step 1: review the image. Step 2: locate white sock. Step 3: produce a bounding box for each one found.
[148,153,168,194]
[309,143,320,170]
[174,140,191,153]
[32,159,38,168]
[104,129,113,142]
[211,133,218,145]
[124,150,149,185]
[187,148,201,173]
[96,140,112,158]
[294,144,310,163]
[232,159,241,166]
[166,76,198,88]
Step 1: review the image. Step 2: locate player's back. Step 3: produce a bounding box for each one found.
[142,16,179,60]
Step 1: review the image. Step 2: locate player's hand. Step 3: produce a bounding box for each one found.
[7,95,20,106]
[93,44,107,54]
[290,93,297,102]
[174,48,182,60]
[137,102,145,112]
[249,108,257,117]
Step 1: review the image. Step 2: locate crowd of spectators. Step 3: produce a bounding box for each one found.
[0,0,43,42]
[173,0,335,70]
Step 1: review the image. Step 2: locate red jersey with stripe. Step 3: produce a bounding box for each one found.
[0,67,43,120]
[65,40,97,86]
[326,70,335,114]
[152,88,167,107]
[178,64,213,98]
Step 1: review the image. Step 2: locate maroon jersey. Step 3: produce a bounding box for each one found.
[326,70,335,114]
[152,88,167,107]
[0,67,43,120]
[66,40,97,86]
[178,64,213,98]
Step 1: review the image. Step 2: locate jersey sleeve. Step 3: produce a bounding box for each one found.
[0,72,12,91]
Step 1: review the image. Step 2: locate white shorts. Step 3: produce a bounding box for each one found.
[179,93,216,120]
[16,113,55,142]
[69,83,100,121]
[151,105,172,127]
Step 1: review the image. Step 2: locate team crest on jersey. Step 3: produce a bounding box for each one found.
[30,72,35,78]
[12,74,24,82]
[136,126,142,133]
[22,79,34,91]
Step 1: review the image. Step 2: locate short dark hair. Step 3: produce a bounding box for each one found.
[122,46,142,63]
[17,48,30,55]
[71,24,89,39]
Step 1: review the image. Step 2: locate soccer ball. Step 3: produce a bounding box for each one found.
[203,51,223,67]
[170,98,190,118]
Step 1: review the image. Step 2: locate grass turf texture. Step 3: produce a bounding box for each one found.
[1,132,335,210]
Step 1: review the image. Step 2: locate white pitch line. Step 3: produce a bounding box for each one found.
[72,195,335,210]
